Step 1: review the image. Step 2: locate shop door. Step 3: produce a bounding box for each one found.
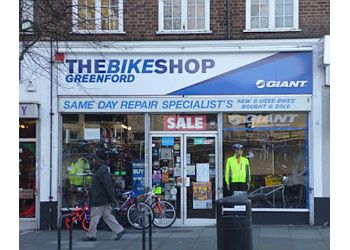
[19,141,37,226]
[150,134,217,225]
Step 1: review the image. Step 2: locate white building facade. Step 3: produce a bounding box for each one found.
[19,38,330,230]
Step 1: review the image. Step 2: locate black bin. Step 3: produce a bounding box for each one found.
[216,194,253,250]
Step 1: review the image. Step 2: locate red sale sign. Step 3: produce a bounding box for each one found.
[163,115,207,131]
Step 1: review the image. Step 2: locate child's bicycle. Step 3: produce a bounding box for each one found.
[112,190,154,229]
[64,201,108,231]
[64,201,90,231]
[139,187,177,228]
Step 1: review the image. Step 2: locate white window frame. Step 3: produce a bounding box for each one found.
[245,0,300,32]
[72,0,125,34]
[157,0,211,34]
[20,0,34,32]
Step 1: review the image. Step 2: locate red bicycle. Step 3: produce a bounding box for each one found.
[65,201,90,231]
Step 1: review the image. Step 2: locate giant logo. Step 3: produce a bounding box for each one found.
[227,114,300,126]
[256,80,308,89]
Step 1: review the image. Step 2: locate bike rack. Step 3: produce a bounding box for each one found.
[58,208,75,250]
[142,213,153,250]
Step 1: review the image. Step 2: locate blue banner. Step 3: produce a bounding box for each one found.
[169,52,312,95]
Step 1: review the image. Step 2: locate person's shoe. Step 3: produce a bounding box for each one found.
[114,230,125,240]
[82,236,97,241]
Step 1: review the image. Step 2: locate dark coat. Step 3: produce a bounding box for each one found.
[89,163,116,207]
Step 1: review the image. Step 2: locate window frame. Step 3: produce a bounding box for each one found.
[20,0,34,33]
[245,0,300,32]
[157,0,211,34]
[72,0,125,34]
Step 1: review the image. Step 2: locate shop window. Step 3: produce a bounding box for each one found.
[223,113,308,209]
[150,114,217,131]
[245,0,299,32]
[19,119,37,218]
[62,114,145,207]
[19,119,36,138]
[158,0,210,33]
[72,0,124,33]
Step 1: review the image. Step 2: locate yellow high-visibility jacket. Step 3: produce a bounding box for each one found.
[225,155,251,186]
[68,158,91,186]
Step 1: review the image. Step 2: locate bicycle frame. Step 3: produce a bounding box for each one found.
[65,202,89,228]
[140,189,165,215]
[114,191,138,214]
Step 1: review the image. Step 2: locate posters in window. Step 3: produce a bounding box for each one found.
[84,128,100,140]
[193,182,212,209]
[196,163,209,182]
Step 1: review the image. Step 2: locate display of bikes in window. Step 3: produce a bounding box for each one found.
[63,187,176,231]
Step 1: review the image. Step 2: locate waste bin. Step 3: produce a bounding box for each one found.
[216,195,252,250]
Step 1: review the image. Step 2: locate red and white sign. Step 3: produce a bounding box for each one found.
[163,115,207,131]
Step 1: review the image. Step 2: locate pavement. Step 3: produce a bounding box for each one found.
[19,225,330,250]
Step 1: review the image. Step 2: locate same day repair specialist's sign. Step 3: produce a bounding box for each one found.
[59,96,311,112]
[57,51,313,96]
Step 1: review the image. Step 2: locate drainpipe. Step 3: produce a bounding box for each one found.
[49,37,54,230]
[226,0,231,39]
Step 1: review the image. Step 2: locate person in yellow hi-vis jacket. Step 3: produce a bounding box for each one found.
[225,144,251,195]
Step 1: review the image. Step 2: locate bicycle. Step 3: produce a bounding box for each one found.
[64,201,90,231]
[140,187,177,228]
[113,190,154,229]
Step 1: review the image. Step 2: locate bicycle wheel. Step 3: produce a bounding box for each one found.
[81,216,89,231]
[82,216,109,231]
[127,202,153,229]
[151,200,176,228]
[65,215,76,230]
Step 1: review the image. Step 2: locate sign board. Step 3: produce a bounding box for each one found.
[59,95,311,113]
[58,52,313,96]
[84,128,100,140]
[163,115,206,131]
[132,161,144,195]
[161,137,175,146]
[19,104,39,118]
[19,189,34,199]
[226,113,307,128]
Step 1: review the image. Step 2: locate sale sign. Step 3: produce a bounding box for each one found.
[163,115,207,131]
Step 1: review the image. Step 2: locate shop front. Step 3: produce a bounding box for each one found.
[58,45,315,225]
[19,103,39,230]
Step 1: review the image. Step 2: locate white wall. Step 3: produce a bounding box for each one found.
[310,46,324,199]
[322,82,330,197]
[20,44,60,203]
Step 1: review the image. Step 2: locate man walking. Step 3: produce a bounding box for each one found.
[82,149,125,241]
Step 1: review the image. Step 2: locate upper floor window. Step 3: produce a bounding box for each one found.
[245,0,299,32]
[20,0,34,32]
[73,0,124,33]
[158,0,210,33]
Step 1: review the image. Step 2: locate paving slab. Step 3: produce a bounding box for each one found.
[19,225,330,250]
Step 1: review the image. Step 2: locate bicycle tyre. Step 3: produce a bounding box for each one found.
[65,215,76,230]
[151,200,176,228]
[82,216,109,231]
[81,217,89,231]
[126,202,153,229]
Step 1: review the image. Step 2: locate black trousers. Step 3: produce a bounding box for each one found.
[229,182,247,196]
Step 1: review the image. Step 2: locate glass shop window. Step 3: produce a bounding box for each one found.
[223,113,308,209]
[62,114,145,207]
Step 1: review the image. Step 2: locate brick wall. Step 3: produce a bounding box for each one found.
[23,0,330,42]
